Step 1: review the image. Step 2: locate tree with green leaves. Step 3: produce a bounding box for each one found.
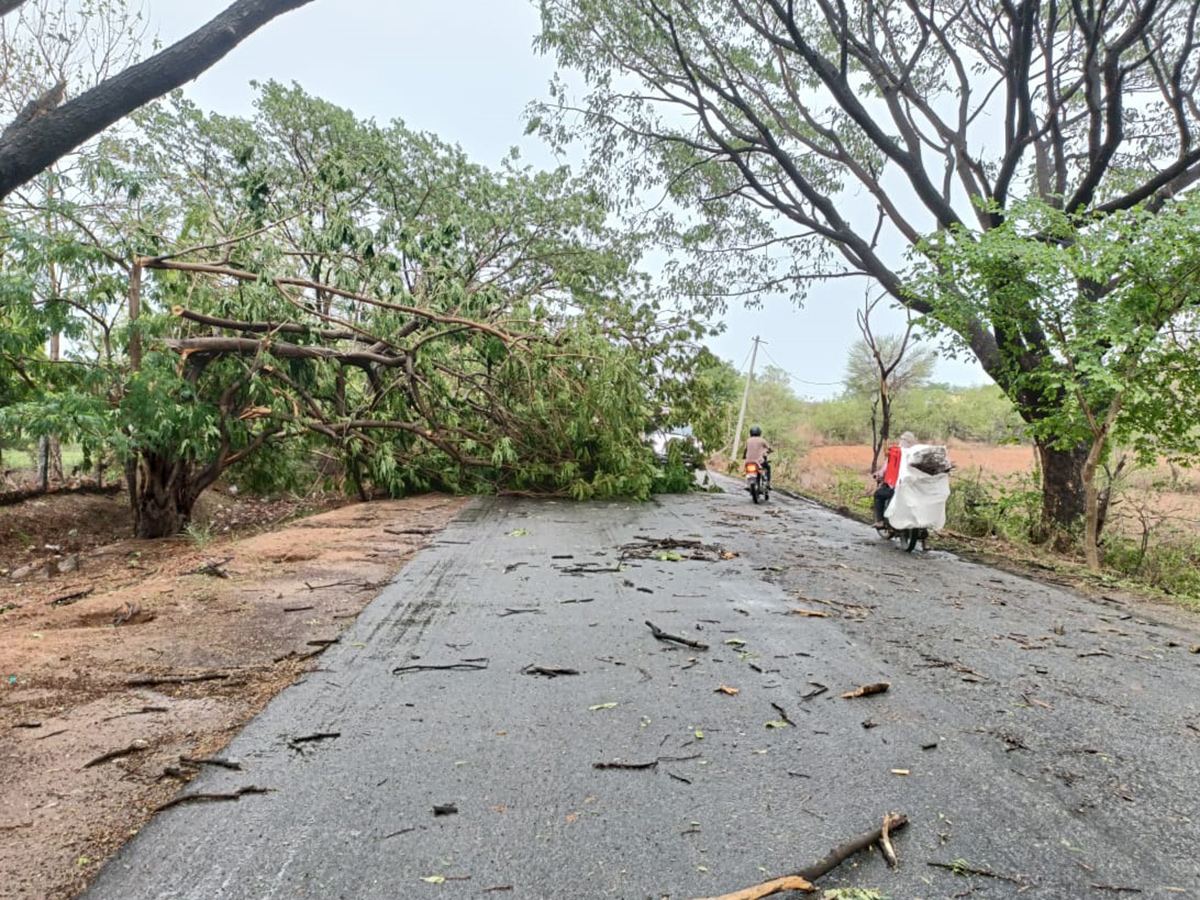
[2,84,714,536]
[535,0,1200,544]
[915,196,1200,570]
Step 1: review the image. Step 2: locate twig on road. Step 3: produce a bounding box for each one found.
[927,860,1025,884]
[683,814,909,900]
[645,620,709,650]
[392,660,490,675]
[521,665,580,677]
[154,785,270,813]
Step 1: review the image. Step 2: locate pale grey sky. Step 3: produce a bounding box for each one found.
[151,1,990,399]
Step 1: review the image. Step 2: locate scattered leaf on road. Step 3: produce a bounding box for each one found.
[792,608,830,618]
[655,551,684,562]
[507,529,528,537]
[764,720,791,729]
[891,769,910,775]
[715,684,739,696]
[724,638,746,646]
[421,875,446,884]
[589,702,618,711]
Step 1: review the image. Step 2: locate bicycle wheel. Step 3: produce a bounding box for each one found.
[904,528,920,552]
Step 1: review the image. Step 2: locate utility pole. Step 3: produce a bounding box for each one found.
[730,336,763,466]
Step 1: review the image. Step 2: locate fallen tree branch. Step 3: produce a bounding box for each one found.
[126,672,230,687]
[927,860,1024,884]
[645,620,709,650]
[153,785,270,813]
[82,740,149,769]
[48,586,93,607]
[392,660,490,675]
[686,814,911,899]
[180,755,242,770]
[521,665,580,677]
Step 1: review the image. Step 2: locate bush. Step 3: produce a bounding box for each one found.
[1103,533,1200,600]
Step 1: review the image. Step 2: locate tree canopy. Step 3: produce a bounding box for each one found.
[535,0,1200,538]
[0,82,718,535]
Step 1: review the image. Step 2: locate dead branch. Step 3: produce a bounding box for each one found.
[521,665,580,677]
[879,811,902,867]
[927,860,1024,884]
[82,740,149,769]
[153,785,270,813]
[288,731,340,751]
[48,586,93,607]
[125,672,230,687]
[684,875,814,900]
[645,620,710,650]
[180,755,242,770]
[792,813,910,881]
[392,660,490,675]
[593,753,701,771]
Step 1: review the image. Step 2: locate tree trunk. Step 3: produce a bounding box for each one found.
[1035,442,1088,550]
[128,450,202,539]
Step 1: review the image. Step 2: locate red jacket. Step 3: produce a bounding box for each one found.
[882,445,902,488]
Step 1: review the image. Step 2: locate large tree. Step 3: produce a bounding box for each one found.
[1,84,711,536]
[0,0,314,198]
[535,0,1200,541]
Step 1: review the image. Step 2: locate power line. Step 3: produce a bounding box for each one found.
[760,347,844,388]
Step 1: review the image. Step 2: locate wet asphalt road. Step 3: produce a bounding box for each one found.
[83,486,1200,899]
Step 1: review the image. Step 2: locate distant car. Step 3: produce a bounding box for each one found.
[646,426,703,469]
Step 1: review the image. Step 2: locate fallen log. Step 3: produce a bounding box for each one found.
[684,813,909,900]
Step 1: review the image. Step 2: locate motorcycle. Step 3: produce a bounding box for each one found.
[874,518,928,553]
[874,444,951,552]
[744,454,771,503]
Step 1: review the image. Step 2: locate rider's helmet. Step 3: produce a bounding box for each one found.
[749,425,762,436]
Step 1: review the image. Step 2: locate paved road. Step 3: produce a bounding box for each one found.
[84,488,1200,899]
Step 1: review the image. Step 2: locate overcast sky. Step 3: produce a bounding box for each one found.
[150,1,990,399]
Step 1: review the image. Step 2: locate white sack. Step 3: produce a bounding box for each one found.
[884,444,951,530]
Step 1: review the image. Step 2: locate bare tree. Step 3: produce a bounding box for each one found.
[851,295,933,473]
[0,0,315,198]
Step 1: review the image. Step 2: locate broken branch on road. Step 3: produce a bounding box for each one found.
[154,785,271,814]
[683,813,909,900]
[646,620,709,650]
[521,665,580,677]
[392,660,490,675]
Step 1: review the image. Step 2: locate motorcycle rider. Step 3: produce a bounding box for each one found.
[743,425,773,485]
[871,430,915,527]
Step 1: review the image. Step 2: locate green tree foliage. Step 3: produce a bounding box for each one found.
[534,0,1200,541]
[806,386,1025,446]
[913,197,1200,569]
[1,83,717,534]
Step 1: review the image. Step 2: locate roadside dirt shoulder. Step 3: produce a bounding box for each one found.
[0,494,467,900]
